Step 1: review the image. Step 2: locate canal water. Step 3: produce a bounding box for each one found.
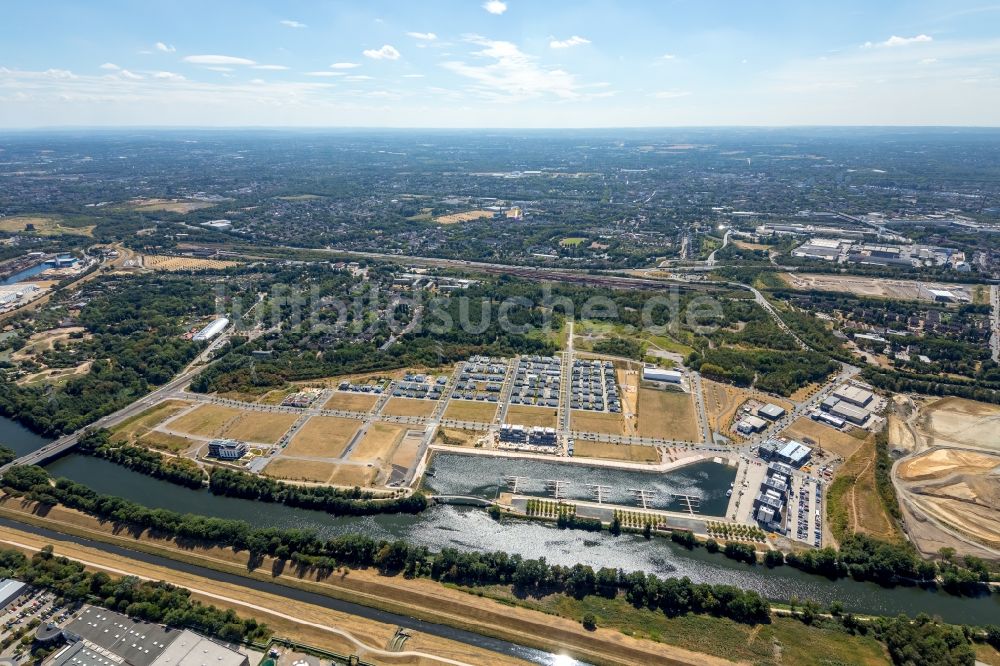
[1,263,48,285]
[421,454,736,515]
[38,451,1000,625]
[0,416,996,625]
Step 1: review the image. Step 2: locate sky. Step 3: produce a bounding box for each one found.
[1,0,999,128]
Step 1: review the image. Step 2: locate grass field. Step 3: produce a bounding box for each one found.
[350,423,405,463]
[463,587,889,666]
[262,458,338,483]
[559,237,587,246]
[223,411,298,444]
[323,391,379,412]
[111,400,192,444]
[637,389,700,442]
[284,416,362,458]
[143,255,238,271]
[168,404,297,444]
[390,431,424,469]
[572,441,659,463]
[167,404,244,438]
[139,431,198,454]
[782,417,867,460]
[328,464,377,487]
[435,428,482,447]
[505,405,558,428]
[433,210,495,224]
[126,198,216,213]
[571,410,626,436]
[0,215,95,237]
[827,438,902,544]
[381,397,438,417]
[442,400,498,423]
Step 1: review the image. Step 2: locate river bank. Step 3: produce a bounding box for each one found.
[0,498,724,666]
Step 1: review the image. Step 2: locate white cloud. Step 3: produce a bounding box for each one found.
[651,90,691,99]
[99,62,120,70]
[402,73,425,78]
[920,57,939,65]
[304,71,341,77]
[183,55,257,66]
[346,74,374,81]
[442,36,586,101]
[43,69,77,79]
[203,66,234,72]
[280,19,307,29]
[363,45,401,60]
[119,69,143,80]
[155,42,175,53]
[330,62,361,69]
[549,35,590,49]
[250,78,266,85]
[407,32,437,41]
[252,64,289,71]
[153,71,185,81]
[661,53,676,60]
[863,34,933,48]
[483,1,507,15]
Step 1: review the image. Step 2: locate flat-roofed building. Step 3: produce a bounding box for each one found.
[642,367,682,384]
[758,403,786,420]
[832,385,873,407]
[0,579,27,610]
[737,415,768,434]
[830,402,870,426]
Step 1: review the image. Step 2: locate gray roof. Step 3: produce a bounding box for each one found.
[64,606,178,666]
[150,631,247,666]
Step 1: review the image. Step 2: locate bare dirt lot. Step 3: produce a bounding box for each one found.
[382,397,438,418]
[701,380,753,433]
[918,397,1000,452]
[389,430,425,469]
[781,273,974,302]
[782,417,867,460]
[443,400,498,423]
[571,410,626,436]
[898,448,1000,550]
[142,255,238,271]
[11,326,89,361]
[324,392,379,413]
[284,416,363,458]
[572,441,659,463]
[636,389,700,442]
[262,458,339,484]
[433,210,495,224]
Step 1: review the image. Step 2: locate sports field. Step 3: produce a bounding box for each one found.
[284,416,362,458]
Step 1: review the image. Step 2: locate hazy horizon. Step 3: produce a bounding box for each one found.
[2,0,999,128]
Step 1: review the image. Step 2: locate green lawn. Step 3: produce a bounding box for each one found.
[559,236,587,246]
[450,585,889,666]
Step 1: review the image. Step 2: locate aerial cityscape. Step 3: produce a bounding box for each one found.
[0,2,999,666]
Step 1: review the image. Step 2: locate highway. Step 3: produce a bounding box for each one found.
[0,330,233,472]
